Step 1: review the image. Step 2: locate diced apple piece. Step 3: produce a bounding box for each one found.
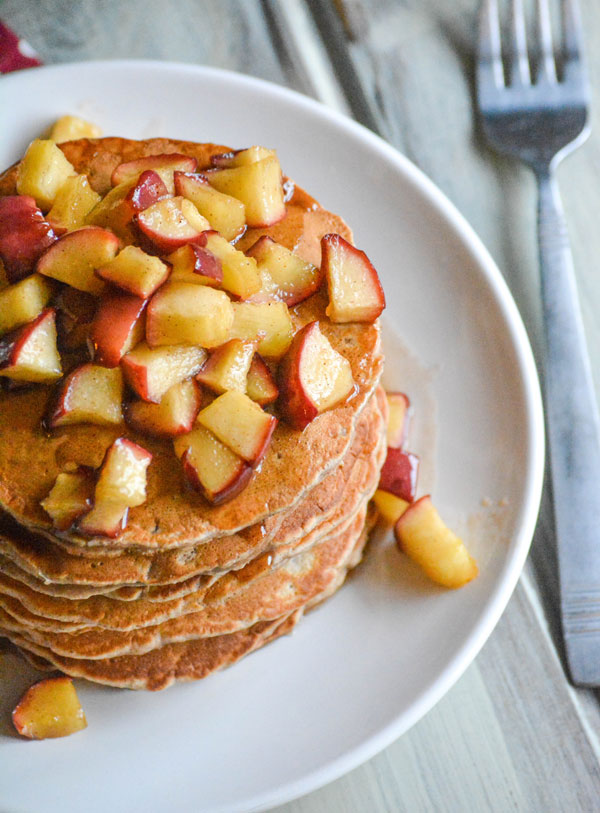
[0,308,61,383]
[96,245,169,299]
[121,342,206,403]
[0,274,54,336]
[49,114,102,143]
[229,301,293,359]
[85,178,136,233]
[394,496,478,588]
[246,354,278,405]
[378,448,419,503]
[126,379,201,437]
[174,172,246,241]
[277,321,354,430]
[12,677,87,740]
[89,293,146,367]
[124,169,170,213]
[36,226,119,295]
[167,243,222,287]
[321,234,385,323]
[196,339,256,394]
[0,196,56,282]
[54,287,97,351]
[146,282,233,348]
[246,235,323,305]
[195,231,259,299]
[196,390,277,464]
[136,197,210,254]
[77,500,129,538]
[372,489,410,525]
[16,139,77,211]
[210,146,276,167]
[174,424,253,504]
[46,174,101,233]
[95,437,152,507]
[111,153,198,191]
[40,469,94,531]
[386,391,410,448]
[48,363,123,427]
[207,155,285,227]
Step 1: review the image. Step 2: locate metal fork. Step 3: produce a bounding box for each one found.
[477,0,600,687]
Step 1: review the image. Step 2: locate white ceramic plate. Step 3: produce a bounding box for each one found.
[0,62,544,813]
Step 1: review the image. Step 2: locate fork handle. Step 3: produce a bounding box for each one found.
[537,169,600,686]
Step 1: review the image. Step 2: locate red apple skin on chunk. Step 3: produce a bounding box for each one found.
[96,245,169,299]
[36,226,120,295]
[12,677,87,740]
[146,282,233,348]
[277,321,355,430]
[0,196,56,282]
[0,308,62,384]
[394,495,478,589]
[321,233,385,323]
[48,363,123,428]
[125,379,202,437]
[167,243,223,287]
[136,197,209,254]
[89,293,146,367]
[196,338,256,394]
[378,448,419,503]
[196,389,277,465]
[121,342,206,403]
[40,469,95,531]
[195,230,260,299]
[125,169,169,212]
[111,153,198,189]
[246,354,278,405]
[210,146,275,167]
[386,391,410,448]
[246,235,323,306]
[174,424,253,505]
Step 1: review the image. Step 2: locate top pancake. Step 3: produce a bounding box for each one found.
[0,138,383,550]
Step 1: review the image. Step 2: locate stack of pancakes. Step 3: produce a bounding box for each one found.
[0,138,386,690]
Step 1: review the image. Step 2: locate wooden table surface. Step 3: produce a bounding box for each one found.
[2,1,600,810]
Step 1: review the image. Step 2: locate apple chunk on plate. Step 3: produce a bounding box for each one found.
[12,677,87,740]
[146,282,233,348]
[49,114,102,143]
[196,390,277,465]
[174,424,252,504]
[394,495,478,589]
[386,392,410,448]
[229,301,293,359]
[37,226,120,295]
[174,172,246,241]
[46,174,101,233]
[40,469,95,531]
[277,321,355,430]
[0,308,62,384]
[372,490,410,525]
[0,274,55,336]
[121,342,206,403]
[196,338,256,394]
[167,244,223,287]
[210,146,275,167]
[89,293,146,367]
[207,154,285,227]
[0,195,56,282]
[48,363,123,427]
[378,448,419,503]
[246,236,323,305]
[321,233,385,323]
[136,197,210,254]
[196,231,260,299]
[126,379,202,437]
[96,245,169,299]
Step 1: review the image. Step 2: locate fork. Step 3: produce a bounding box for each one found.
[477,0,600,687]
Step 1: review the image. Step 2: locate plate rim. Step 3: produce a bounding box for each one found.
[0,59,545,813]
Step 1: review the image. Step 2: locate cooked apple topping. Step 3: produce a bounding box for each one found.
[1,133,387,529]
[12,677,87,740]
